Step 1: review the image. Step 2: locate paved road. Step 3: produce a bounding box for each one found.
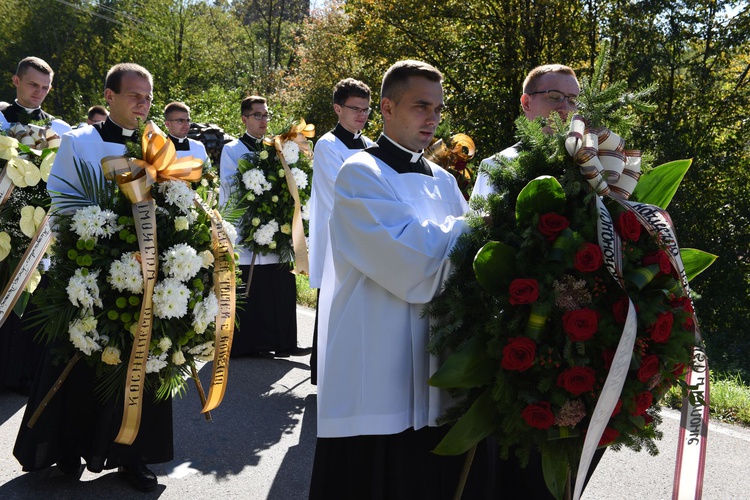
[1,306,749,499]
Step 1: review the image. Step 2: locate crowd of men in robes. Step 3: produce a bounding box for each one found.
[0,54,600,497]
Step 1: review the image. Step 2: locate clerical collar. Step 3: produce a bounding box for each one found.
[332,123,367,150]
[94,117,137,144]
[169,134,190,151]
[239,133,264,151]
[14,99,41,114]
[364,134,432,176]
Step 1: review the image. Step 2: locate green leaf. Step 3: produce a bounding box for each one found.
[631,159,692,209]
[515,176,566,226]
[429,335,495,388]
[680,248,717,282]
[473,241,518,295]
[542,447,570,500]
[433,388,496,455]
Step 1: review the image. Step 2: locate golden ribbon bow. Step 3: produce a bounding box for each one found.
[565,114,641,200]
[101,121,203,202]
[426,133,476,167]
[0,135,19,161]
[270,118,316,158]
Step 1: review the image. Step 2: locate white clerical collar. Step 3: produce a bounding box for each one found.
[246,133,264,141]
[14,99,40,114]
[109,117,136,137]
[169,134,187,143]
[353,130,362,139]
[382,133,423,163]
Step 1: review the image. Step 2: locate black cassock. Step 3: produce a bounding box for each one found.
[13,118,173,472]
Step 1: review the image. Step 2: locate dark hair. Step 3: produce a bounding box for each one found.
[381,60,442,103]
[164,101,190,118]
[241,95,267,115]
[333,78,371,105]
[523,64,577,94]
[87,105,108,120]
[104,63,153,93]
[16,57,54,79]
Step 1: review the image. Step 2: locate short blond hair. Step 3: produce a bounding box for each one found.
[523,65,577,94]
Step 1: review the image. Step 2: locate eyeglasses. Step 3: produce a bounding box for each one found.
[166,118,190,124]
[526,89,579,106]
[340,104,372,115]
[243,113,272,121]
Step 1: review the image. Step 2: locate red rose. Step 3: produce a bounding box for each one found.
[612,296,629,324]
[598,427,620,446]
[611,399,623,417]
[602,349,615,370]
[617,211,641,242]
[574,243,604,272]
[672,363,687,377]
[644,413,654,425]
[670,296,695,314]
[562,308,599,342]
[521,401,555,430]
[501,337,537,371]
[454,159,467,172]
[557,366,596,396]
[633,391,653,416]
[508,278,539,305]
[637,355,660,383]
[648,312,674,344]
[642,250,671,275]
[538,213,570,240]
[682,316,695,331]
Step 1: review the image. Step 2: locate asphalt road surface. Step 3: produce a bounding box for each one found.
[0,306,748,499]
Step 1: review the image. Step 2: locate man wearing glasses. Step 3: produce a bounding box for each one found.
[220,96,308,358]
[308,78,374,385]
[163,101,207,161]
[471,64,579,199]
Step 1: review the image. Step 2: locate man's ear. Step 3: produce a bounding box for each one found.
[11,75,20,88]
[380,97,393,122]
[520,93,531,112]
[104,88,114,105]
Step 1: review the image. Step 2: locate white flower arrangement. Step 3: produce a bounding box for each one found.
[71,205,122,241]
[68,315,102,356]
[152,277,190,319]
[242,169,272,196]
[162,243,202,282]
[253,220,279,246]
[66,268,103,309]
[192,291,219,334]
[158,179,195,213]
[108,252,144,294]
[281,140,300,165]
[290,167,308,190]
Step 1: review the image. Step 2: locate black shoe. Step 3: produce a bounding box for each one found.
[274,346,312,357]
[119,464,158,492]
[57,456,83,479]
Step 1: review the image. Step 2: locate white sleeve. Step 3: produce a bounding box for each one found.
[331,161,469,304]
[47,132,81,206]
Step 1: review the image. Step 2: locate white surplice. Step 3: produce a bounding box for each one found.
[316,150,470,438]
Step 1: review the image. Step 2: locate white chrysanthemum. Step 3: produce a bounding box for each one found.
[242,169,271,196]
[301,201,310,221]
[290,167,308,190]
[152,278,190,319]
[221,220,238,246]
[188,341,215,361]
[68,315,102,355]
[281,140,300,164]
[108,252,144,294]
[71,206,122,241]
[158,180,194,213]
[199,249,214,268]
[146,351,168,373]
[162,243,202,282]
[66,268,102,309]
[253,220,279,246]
[192,291,219,334]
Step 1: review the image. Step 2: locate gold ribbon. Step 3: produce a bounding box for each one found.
[565,115,641,200]
[193,195,236,413]
[7,123,61,151]
[108,121,202,445]
[425,133,476,184]
[270,119,315,275]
